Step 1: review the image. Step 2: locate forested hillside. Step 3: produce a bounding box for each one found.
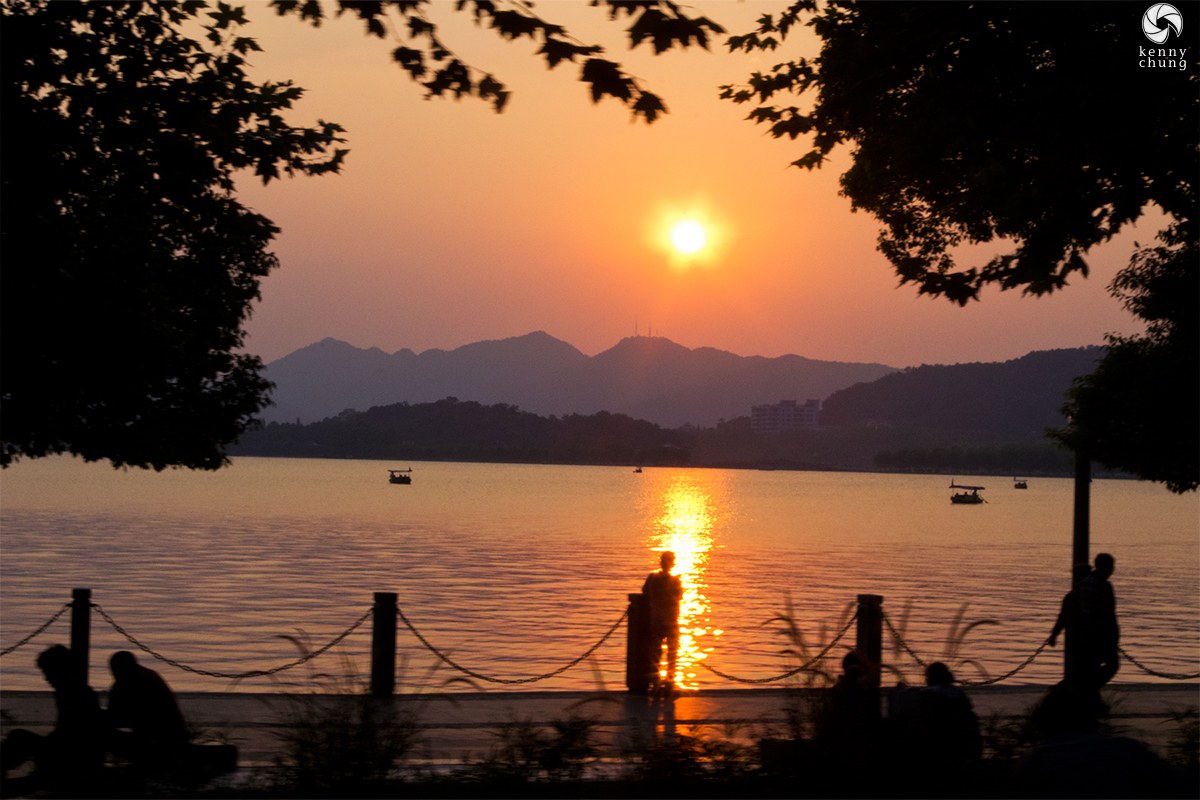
[820,347,1103,439]
[232,400,1108,477]
[234,398,692,466]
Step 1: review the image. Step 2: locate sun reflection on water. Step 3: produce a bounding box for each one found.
[646,472,722,690]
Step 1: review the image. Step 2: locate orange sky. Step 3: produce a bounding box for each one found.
[234,1,1155,368]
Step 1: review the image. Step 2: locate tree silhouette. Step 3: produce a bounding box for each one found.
[1,0,347,469]
[271,0,726,123]
[1,0,725,471]
[1055,231,1197,492]
[721,1,1197,492]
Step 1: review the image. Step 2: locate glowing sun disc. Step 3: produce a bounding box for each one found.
[670,221,707,255]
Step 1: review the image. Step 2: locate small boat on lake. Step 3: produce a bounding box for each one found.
[950,480,985,504]
[388,469,412,485]
[633,467,643,474]
[1013,477,1028,489]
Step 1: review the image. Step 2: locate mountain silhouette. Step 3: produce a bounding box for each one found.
[820,346,1105,439]
[260,332,898,428]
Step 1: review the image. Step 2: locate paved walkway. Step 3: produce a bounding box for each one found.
[3,684,1196,767]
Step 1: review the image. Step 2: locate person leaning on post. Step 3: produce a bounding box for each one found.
[1049,561,1093,682]
[642,550,683,691]
[1076,552,1121,690]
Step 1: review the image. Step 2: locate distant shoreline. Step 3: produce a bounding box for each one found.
[231,398,1100,477]
[230,452,1133,481]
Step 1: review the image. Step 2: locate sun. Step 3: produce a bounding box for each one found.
[670,220,707,255]
[648,201,729,269]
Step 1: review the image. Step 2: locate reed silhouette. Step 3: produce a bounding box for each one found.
[266,632,425,792]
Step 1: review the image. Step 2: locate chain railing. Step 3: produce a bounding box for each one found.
[883,612,931,671]
[395,603,628,684]
[1119,645,1200,681]
[0,603,72,657]
[5,595,1196,688]
[882,612,1199,685]
[958,640,1054,686]
[697,612,858,684]
[4,598,625,686]
[21,604,628,686]
[93,602,375,680]
[883,611,1052,685]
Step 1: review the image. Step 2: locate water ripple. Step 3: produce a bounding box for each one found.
[1,458,1196,692]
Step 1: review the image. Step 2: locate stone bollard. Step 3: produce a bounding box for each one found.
[856,593,884,720]
[370,592,398,697]
[856,594,883,676]
[71,588,91,686]
[625,592,654,694]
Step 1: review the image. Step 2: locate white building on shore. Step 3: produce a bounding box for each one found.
[750,399,821,434]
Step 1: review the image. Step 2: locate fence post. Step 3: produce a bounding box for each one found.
[70,588,91,686]
[626,593,652,694]
[856,594,883,673]
[370,592,397,697]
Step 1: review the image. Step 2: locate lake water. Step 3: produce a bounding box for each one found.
[1,457,1196,693]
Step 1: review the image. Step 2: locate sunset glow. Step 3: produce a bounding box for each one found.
[233,2,1141,373]
[647,472,721,690]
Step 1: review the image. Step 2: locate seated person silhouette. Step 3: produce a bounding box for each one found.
[1,644,105,794]
[106,650,189,768]
[916,662,982,766]
[829,649,881,742]
[642,551,683,692]
[888,662,981,793]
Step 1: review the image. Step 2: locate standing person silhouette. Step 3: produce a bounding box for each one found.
[642,551,683,692]
[1077,552,1120,690]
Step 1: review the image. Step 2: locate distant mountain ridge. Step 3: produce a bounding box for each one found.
[260,332,898,428]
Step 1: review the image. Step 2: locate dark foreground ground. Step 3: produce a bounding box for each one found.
[2,683,1197,797]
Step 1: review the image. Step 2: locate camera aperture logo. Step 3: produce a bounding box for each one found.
[1143,3,1182,43]
[1139,3,1188,69]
